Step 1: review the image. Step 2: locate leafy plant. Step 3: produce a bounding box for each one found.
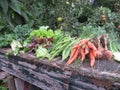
[0,0,30,31]
[49,36,74,60]
[13,24,32,42]
[0,33,14,47]
[35,45,50,59]
[78,24,106,39]
[0,79,7,90]
[29,26,54,38]
[23,26,63,56]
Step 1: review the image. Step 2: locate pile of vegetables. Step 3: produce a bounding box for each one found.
[67,34,113,67]
[23,26,64,59]
[8,25,120,67]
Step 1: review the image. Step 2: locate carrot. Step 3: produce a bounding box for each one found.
[78,39,89,46]
[79,48,85,61]
[91,50,97,57]
[89,51,95,67]
[67,48,79,65]
[84,45,89,55]
[87,41,97,51]
[69,48,77,59]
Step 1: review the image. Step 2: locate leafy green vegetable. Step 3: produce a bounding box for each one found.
[79,24,106,39]
[10,40,22,51]
[62,37,81,60]
[113,52,120,62]
[108,31,120,53]
[49,36,73,60]
[29,26,57,39]
[36,46,50,59]
[10,40,22,55]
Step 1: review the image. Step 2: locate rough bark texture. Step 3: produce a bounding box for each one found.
[0,49,120,90]
[14,78,24,90]
[7,76,16,90]
[0,71,9,80]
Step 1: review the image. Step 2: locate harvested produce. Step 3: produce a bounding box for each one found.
[35,45,50,59]
[26,37,53,52]
[67,34,113,67]
[67,38,97,67]
[49,36,73,60]
[23,26,63,53]
[113,52,120,61]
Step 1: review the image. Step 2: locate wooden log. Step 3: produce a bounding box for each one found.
[14,78,24,90]
[7,76,16,90]
[0,56,65,90]
[0,71,9,80]
[0,49,120,89]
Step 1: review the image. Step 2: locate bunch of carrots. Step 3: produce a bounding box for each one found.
[66,39,97,67]
[67,35,113,67]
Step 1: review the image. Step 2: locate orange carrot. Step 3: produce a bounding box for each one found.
[84,45,89,55]
[67,48,79,65]
[89,51,95,67]
[69,48,77,59]
[87,41,97,51]
[79,48,85,61]
[78,39,89,46]
[91,50,97,57]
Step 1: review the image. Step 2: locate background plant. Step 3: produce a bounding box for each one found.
[0,0,120,48]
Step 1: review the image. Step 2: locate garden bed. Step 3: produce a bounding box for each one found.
[0,48,120,90]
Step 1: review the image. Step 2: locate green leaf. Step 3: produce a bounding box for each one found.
[113,52,120,62]
[47,29,54,37]
[20,8,29,21]
[0,26,5,31]
[10,40,22,51]
[9,0,21,15]
[0,0,8,15]
[36,46,50,59]
[0,86,7,90]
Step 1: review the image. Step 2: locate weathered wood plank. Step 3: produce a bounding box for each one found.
[0,54,103,90]
[7,76,16,90]
[14,78,24,90]
[0,71,9,80]
[0,49,120,89]
[0,57,65,90]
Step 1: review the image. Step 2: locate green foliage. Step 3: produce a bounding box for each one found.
[0,79,7,90]
[0,0,30,32]
[87,6,120,37]
[0,24,32,47]
[18,0,93,32]
[36,45,50,59]
[0,33,14,47]
[93,0,120,12]
[0,0,120,62]
[50,36,73,60]
[0,86,7,90]
[29,26,54,38]
[78,24,106,39]
[13,24,32,42]
[27,26,63,43]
